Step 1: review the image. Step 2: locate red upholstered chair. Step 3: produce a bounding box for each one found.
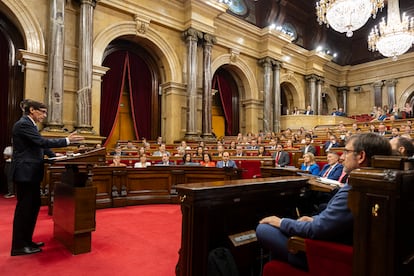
[263,237,352,276]
[237,160,262,179]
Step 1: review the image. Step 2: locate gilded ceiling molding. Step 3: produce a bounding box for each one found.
[2,0,45,54]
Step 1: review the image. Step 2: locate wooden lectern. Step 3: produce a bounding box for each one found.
[175,176,308,276]
[349,156,414,276]
[52,148,106,255]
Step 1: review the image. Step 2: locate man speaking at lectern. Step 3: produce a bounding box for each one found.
[10,99,84,256]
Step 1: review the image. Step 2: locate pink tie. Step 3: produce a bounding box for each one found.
[338,171,347,183]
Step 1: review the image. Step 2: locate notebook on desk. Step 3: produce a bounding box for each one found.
[317,177,342,188]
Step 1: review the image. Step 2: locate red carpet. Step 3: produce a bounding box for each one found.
[0,197,181,275]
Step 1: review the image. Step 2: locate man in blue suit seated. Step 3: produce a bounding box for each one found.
[318,151,343,180]
[216,151,237,168]
[256,132,391,270]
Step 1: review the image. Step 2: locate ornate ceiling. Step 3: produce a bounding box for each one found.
[226,0,414,66]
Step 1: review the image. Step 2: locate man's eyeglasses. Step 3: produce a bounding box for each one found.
[36,109,48,115]
[343,148,358,155]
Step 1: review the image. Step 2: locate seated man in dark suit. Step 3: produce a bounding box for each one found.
[323,135,340,154]
[318,151,343,180]
[155,153,174,166]
[256,133,392,270]
[272,143,290,167]
[216,151,237,168]
[335,107,347,117]
[304,105,314,115]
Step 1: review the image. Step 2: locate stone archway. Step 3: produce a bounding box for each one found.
[212,55,261,134]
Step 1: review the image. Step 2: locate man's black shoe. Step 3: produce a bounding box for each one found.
[11,246,42,256]
[31,241,45,248]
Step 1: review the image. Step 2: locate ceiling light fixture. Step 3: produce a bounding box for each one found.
[316,0,384,37]
[368,0,414,61]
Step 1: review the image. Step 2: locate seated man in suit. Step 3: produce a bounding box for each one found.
[300,135,316,155]
[272,143,290,167]
[323,135,340,153]
[304,105,314,115]
[318,151,343,180]
[216,151,237,168]
[256,133,392,270]
[156,153,174,166]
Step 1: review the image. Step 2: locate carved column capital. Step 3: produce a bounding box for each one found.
[337,86,350,93]
[271,60,282,70]
[78,0,97,7]
[305,74,318,82]
[258,57,273,68]
[203,33,217,45]
[372,80,384,88]
[385,79,398,87]
[182,28,203,42]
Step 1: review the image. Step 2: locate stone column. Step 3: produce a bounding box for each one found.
[259,57,273,132]
[337,86,349,113]
[272,60,282,133]
[76,0,97,133]
[183,28,202,141]
[305,75,317,113]
[45,0,65,131]
[385,79,397,108]
[316,78,324,115]
[372,80,384,108]
[201,33,216,141]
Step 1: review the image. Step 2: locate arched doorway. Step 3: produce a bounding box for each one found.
[281,82,296,115]
[212,67,240,137]
[0,11,24,193]
[100,39,161,147]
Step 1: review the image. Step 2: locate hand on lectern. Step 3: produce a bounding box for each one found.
[67,131,84,143]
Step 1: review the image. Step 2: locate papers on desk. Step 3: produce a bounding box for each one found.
[48,155,67,161]
[317,177,342,188]
[48,153,81,161]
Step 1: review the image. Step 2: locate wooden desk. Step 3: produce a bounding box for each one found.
[45,166,242,211]
[260,166,335,192]
[175,176,308,276]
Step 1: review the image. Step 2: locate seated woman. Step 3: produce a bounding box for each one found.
[257,146,268,157]
[199,153,215,167]
[134,153,151,168]
[284,139,296,150]
[109,155,127,167]
[182,153,200,166]
[300,152,320,175]
[193,146,204,158]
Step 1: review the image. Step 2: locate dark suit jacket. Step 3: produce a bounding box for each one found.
[323,141,340,152]
[301,145,316,155]
[280,184,353,244]
[11,115,68,183]
[272,151,290,167]
[318,163,344,180]
[216,160,237,168]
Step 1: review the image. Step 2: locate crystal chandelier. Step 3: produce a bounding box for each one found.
[316,0,384,37]
[368,0,414,61]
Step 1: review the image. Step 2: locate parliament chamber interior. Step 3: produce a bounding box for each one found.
[1,0,414,275]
